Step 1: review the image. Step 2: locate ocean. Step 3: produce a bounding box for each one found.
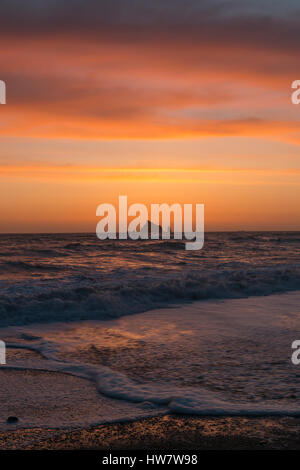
[1,231,300,327]
[1,232,300,429]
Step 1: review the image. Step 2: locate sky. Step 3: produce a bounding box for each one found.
[0,0,300,232]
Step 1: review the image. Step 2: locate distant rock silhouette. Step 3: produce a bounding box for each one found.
[140,220,171,238]
[140,220,164,238]
[126,220,174,239]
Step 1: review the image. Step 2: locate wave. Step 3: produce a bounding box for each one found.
[63,242,82,250]
[1,264,300,327]
[0,260,63,273]
[5,339,300,420]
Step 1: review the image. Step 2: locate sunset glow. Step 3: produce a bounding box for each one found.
[0,0,299,232]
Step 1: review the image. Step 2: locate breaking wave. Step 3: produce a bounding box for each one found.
[1,263,300,327]
[1,232,300,326]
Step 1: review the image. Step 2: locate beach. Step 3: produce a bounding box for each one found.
[1,234,300,449]
[2,415,300,450]
[1,291,300,449]
[1,0,300,454]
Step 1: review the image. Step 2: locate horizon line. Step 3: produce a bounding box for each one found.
[1,229,300,236]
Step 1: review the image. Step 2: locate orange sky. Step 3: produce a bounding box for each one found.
[0,1,300,232]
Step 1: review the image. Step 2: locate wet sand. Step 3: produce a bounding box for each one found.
[1,415,300,450]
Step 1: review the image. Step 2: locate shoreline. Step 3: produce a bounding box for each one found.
[2,292,300,450]
[1,415,300,450]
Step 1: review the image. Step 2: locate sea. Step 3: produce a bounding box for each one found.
[1,232,300,429]
[1,231,300,327]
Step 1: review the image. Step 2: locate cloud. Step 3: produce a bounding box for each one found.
[0,1,299,142]
[0,0,299,52]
